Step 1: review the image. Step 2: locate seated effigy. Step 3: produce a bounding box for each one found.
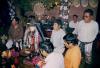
[23,24,40,52]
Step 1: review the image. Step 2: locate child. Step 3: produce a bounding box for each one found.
[50,19,65,53]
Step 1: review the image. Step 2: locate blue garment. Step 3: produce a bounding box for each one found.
[35,64,40,68]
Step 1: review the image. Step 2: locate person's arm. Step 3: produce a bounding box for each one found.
[61,30,66,46]
[89,22,99,42]
[36,61,45,68]
[18,25,24,39]
[73,21,80,35]
[93,23,99,40]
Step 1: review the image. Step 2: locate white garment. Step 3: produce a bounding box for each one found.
[78,41,93,63]
[85,43,93,63]
[43,52,64,68]
[75,20,99,42]
[6,39,22,49]
[50,29,65,53]
[69,21,79,34]
[6,39,13,49]
[24,27,40,52]
[69,21,78,29]
[76,20,99,64]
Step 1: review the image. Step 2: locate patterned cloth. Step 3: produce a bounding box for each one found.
[32,56,42,65]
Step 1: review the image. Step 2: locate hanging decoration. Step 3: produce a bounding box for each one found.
[60,0,72,23]
[72,0,80,7]
[12,0,98,19]
[71,0,98,8]
[81,0,89,7]
[8,0,16,20]
[89,0,98,8]
[19,0,32,11]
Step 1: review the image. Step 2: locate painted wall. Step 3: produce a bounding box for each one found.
[69,5,98,21]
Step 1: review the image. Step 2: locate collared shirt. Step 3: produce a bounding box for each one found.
[50,29,65,53]
[74,20,99,42]
[43,52,64,68]
[64,46,81,68]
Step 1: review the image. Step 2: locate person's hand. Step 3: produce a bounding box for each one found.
[11,64,16,68]
[37,61,45,67]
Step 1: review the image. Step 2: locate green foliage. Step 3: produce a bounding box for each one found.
[42,0,55,9]
[26,0,60,10]
[15,0,60,12]
[19,0,32,11]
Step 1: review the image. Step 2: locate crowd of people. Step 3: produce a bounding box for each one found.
[0,8,99,68]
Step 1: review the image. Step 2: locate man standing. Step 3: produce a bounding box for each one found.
[74,9,99,67]
[6,17,23,50]
[69,15,79,33]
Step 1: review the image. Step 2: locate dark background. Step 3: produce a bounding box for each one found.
[0,0,100,68]
[0,0,10,35]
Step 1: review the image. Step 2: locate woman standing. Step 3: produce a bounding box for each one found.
[50,19,65,54]
[63,33,81,68]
